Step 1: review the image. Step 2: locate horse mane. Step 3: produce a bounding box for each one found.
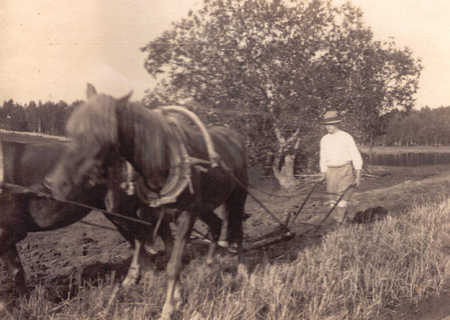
[124,102,178,175]
[66,94,119,147]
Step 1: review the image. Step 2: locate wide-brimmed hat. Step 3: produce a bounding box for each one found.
[320,110,343,125]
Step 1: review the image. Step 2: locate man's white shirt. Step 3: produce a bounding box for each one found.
[320,130,363,173]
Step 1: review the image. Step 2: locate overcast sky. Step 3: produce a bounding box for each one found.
[1,0,450,109]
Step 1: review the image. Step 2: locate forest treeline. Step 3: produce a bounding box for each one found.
[381,106,450,146]
[1,99,449,148]
[0,99,81,136]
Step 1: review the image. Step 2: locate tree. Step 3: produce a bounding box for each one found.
[141,0,422,188]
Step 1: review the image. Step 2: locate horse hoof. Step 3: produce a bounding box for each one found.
[122,274,139,290]
[191,311,207,320]
[206,256,214,265]
[227,243,240,254]
[217,240,229,248]
[174,298,183,310]
[237,263,249,280]
[159,305,175,320]
[158,300,183,320]
[144,243,159,255]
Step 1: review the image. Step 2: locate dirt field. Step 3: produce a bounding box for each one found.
[3,163,450,319]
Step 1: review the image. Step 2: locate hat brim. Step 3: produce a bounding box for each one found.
[320,119,342,125]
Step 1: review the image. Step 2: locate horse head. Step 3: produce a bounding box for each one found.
[46,83,132,200]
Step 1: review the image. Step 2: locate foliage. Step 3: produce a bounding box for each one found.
[141,0,422,170]
[381,106,450,146]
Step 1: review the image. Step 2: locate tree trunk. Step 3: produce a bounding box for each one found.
[273,152,298,189]
[269,111,300,189]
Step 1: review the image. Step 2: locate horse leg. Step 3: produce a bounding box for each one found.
[225,187,248,261]
[160,210,193,320]
[0,226,27,296]
[198,209,224,264]
[216,205,229,248]
[105,189,160,267]
[104,189,138,246]
[122,238,142,289]
[137,207,170,256]
[157,215,174,256]
[0,244,27,318]
[103,238,143,317]
[3,246,26,295]
[204,206,229,265]
[198,209,222,242]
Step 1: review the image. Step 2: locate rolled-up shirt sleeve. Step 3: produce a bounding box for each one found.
[347,135,363,170]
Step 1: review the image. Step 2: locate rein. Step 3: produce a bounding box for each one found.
[2,177,354,254]
[3,182,155,228]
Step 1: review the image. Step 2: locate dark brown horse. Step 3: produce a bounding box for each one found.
[0,138,104,313]
[47,84,248,319]
[0,137,170,316]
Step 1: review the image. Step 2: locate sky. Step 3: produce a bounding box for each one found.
[1,0,450,109]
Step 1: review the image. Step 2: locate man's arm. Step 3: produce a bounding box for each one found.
[355,169,361,187]
[346,134,363,187]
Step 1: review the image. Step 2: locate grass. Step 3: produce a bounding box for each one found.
[9,195,450,320]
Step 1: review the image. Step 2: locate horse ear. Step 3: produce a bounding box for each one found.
[86,83,97,99]
[117,91,133,107]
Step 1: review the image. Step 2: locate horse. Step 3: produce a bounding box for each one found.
[0,137,170,316]
[46,83,249,320]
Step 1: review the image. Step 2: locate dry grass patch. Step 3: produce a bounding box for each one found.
[180,199,448,320]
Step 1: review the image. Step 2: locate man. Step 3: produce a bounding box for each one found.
[319,110,362,223]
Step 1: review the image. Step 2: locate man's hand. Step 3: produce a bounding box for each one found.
[320,172,327,182]
[355,170,361,187]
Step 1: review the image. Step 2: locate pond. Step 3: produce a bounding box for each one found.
[363,147,450,166]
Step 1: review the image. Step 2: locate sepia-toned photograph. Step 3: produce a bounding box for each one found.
[1,1,450,319]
